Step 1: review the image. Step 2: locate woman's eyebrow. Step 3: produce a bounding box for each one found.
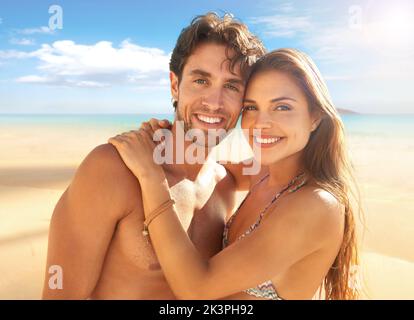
[270,97,297,103]
[243,97,297,103]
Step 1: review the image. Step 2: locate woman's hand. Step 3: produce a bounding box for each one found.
[108,128,164,181]
[139,118,172,139]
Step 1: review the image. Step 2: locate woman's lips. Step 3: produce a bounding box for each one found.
[252,135,285,148]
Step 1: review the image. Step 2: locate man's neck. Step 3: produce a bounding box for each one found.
[164,122,213,181]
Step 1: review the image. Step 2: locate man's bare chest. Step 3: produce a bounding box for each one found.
[109,176,228,271]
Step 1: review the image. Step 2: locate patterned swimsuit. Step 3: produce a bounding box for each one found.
[222,173,307,300]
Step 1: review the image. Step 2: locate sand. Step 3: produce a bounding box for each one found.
[0,124,413,299]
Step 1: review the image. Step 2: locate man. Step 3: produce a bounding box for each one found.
[42,12,265,299]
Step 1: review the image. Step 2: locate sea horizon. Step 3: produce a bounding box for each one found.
[1,113,413,136]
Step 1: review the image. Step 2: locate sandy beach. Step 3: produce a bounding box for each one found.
[1,117,413,299]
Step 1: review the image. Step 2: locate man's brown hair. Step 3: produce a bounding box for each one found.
[170,12,266,108]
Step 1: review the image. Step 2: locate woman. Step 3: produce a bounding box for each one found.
[108,49,361,300]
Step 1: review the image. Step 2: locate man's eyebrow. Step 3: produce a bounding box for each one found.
[189,69,211,77]
[189,69,244,85]
[226,78,244,85]
[243,97,297,103]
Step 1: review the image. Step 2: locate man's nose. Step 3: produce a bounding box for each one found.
[202,88,224,111]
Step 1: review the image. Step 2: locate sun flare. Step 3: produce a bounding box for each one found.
[367,4,414,48]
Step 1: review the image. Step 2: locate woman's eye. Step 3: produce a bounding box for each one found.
[243,105,257,111]
[275,105,291,111]
[194,79,207,85]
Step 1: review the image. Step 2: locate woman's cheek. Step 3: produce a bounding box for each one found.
[296,130,312,152]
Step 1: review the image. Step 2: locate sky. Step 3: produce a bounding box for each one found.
[0,0,413,114]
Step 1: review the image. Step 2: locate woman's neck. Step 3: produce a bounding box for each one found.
[267,152,305,189]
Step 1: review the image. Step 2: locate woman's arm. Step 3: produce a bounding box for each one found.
[109,129,345,300]
[139,172,344,299]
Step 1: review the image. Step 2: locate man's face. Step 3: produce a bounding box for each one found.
[170,42,245,139]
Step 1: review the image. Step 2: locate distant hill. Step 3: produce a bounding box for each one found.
[337,108,358,114]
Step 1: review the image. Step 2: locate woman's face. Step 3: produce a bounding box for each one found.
[241,70,319,166]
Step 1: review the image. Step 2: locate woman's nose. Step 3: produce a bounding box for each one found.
[254,112,273,129]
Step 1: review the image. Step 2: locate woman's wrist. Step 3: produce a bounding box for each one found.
[140,177,173,219]
[136,167,166,184]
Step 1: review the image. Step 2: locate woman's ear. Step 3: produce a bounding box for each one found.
[311,116,322,132]
[170,71,179,102]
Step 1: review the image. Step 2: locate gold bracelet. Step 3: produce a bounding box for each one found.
[142,199,175,237]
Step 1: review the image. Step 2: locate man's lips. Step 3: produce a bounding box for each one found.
[192,113,227,127]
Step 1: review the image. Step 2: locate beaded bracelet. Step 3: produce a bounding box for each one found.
[142,199,175,237]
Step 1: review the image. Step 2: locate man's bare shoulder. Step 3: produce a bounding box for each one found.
[79,143,139,184]
[83,143,126,168]
[69,143,143,219]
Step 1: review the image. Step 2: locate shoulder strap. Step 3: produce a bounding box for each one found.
[256,173,307,224]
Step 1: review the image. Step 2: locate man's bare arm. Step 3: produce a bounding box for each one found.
[42,144,137,299]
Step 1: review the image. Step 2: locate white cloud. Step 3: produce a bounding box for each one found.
[75,80,110,88]
[303,20,414,64]
[18,26,54,35]
[1,39,171,88]
[278,2,295,13]
[248,1,414,112]
[15,75,110,88]
[249,1,315,37]
[250,2,414,76]
[323,75,354,81]
[16,75,49,83]
[10,38,36,46]
[249,14,312,38]
[32,39,169,75]
[0,50,32,59]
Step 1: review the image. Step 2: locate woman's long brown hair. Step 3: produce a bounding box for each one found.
[249,49,362,299]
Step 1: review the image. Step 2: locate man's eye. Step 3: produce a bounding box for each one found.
[225,83,239,92]
[194,79,207,84]
[275,105,291,111]
[243,105,257,111]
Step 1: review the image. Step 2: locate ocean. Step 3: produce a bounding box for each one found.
[1,113,413,138]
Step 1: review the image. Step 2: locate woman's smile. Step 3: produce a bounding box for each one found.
[252,134,286,148]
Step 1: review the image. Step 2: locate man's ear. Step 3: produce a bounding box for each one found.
[170,71,179,101]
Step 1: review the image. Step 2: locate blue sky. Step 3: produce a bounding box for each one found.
[0,0,413,114]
